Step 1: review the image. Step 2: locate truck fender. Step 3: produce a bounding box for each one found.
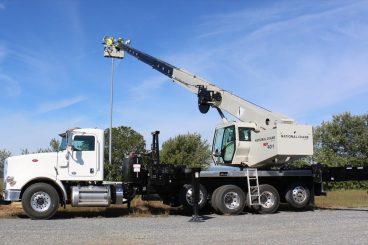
[21,177,68,204]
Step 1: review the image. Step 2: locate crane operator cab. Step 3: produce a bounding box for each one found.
[212,121,254,166]
[212,121,313,168]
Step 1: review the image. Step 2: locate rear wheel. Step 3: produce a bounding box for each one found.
[211,186,224,213]
[253,184,280,214]
[22,183,59,220]
[179,184,207,211]
[215,185,245,215]
[285,182,311,209]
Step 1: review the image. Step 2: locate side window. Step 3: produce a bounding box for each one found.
[73,136,95,151]
[238,127,251,141]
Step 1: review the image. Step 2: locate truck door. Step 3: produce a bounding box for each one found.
[68,134,98,177]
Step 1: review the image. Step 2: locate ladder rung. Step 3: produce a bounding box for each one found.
[247,168,259,205]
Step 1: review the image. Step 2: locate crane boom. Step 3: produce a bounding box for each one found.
[103,37,313,167]
[106,38,293,130]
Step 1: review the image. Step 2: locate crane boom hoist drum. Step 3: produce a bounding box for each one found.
[197,87,222,114]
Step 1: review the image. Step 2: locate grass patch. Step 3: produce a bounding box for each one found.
[316,190,368,208]
[53,198,179,219]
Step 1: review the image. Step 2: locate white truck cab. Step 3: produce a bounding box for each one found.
[58,128,104,181]
[2,128,113,219]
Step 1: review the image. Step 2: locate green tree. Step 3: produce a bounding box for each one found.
[49,138,60,152]
[20,148,30,155]
[0,149,12,177]
[160,133,211,169]
[314,112,368,189]
[104,126,146,180]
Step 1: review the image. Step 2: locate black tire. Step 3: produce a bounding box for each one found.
[285,182,311,209]
[179,184,207,211]
[22,183,59,220]
[253,184,280,214]
[215,185,246,215]
[211,186,224,213]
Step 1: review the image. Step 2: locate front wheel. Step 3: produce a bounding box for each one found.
[22,183,59,220]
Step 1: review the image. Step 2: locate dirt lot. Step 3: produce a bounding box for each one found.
[1,191,367,244]
[1,209,367,245]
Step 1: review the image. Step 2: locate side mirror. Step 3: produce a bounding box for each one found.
[65,144,74,159]
[67,144,74,153]
[212,149,221,157]
[212,149,224,165]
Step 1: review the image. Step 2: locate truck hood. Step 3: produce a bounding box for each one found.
[7,152,58,165]
[5,152,58,190]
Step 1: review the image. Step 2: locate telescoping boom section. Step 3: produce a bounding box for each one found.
[103,37,313,167]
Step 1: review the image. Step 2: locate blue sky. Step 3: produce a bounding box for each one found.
[0,0,367,154]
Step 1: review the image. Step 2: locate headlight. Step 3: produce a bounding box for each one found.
[6,176,13,182]
[6,176,16,186]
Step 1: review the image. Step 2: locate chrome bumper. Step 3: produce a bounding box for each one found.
[3,190,21,201]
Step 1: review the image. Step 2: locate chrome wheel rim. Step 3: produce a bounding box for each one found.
[186,188,204,206]
[31,191,51,212]
[260,191,275,208]
[223,192,240,210]
[292,186,307,204]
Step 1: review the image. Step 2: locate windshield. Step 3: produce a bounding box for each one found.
[213,128,225,164]
[60,136,67,151]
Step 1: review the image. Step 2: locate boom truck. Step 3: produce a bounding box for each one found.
[2,37,368,219]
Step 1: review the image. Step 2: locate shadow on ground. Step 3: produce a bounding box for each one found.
[316,207,368,212]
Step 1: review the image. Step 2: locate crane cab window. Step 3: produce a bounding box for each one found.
[73,136,95,151]
[238,127,251,141]
[222,126,235,163]
[222,126,235,146]
[213,128,225,157]
[212,126,236,164]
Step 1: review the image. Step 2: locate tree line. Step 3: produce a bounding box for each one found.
[313,112,368,189]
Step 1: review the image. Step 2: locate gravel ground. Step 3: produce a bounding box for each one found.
[0,209,367,245]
